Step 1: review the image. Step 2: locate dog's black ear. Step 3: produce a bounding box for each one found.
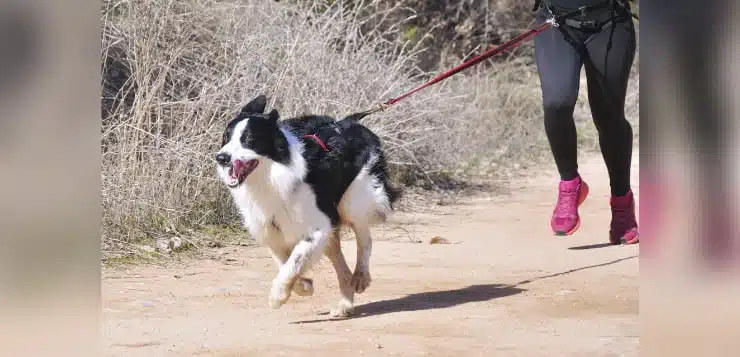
[267,109,280,122]
[241,94,267,114]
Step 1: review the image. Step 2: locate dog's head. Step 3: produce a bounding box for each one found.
[215,94,291,188]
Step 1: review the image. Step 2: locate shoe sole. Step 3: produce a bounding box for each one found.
[621,231,640,245]
[610,195,640,245]
[623,236,639,244]
[609,234,639,245]
[554,181,590,236]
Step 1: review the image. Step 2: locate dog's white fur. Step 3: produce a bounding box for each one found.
[217,119,393,316]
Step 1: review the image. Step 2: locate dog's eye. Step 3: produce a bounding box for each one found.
[222,128,232,146]
[240,132,252,146]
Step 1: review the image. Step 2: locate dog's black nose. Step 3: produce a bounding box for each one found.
[215,153,231,166]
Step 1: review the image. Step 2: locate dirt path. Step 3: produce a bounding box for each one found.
[103,153,639,357]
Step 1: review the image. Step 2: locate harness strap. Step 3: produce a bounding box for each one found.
[539,0,634,33]
[563,17,614,31]
[535,0,637,20]
[304,134,329,152]
[550,3,635,131]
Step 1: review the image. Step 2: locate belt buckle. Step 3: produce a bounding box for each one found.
[581,20,597,30]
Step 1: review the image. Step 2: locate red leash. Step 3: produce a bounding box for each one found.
[345,3,627,119]
[309,19,569,150]
[386,22,552,106]
[350,3,630,117]
[357,21,553,116]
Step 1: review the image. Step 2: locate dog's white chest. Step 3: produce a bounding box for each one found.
[270,182,328,240]
[233,181,327,244]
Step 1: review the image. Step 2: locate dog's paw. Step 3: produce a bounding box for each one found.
[292,277,314,297]
[329,299,354,318]
[351,269,371,294]
[268,279,291,309]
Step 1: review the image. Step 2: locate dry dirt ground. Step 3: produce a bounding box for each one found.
[103,152,639,357]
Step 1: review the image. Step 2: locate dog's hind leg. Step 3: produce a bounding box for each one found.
[325,228,355,317]
[338,158,391,295]
[350,223,373,294]
[268,224,331,309]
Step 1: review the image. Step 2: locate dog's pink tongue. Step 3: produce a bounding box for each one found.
[232,159,243,177]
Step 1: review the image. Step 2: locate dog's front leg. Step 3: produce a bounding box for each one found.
[268,227,330,309]
[264,228,314,298]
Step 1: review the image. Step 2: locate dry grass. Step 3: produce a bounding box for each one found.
[100,0,638,259]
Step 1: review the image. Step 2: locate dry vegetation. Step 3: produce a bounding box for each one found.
[101,0,638,259]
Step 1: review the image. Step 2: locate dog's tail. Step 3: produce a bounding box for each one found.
[339,111,374,123]
[340,103,389,123]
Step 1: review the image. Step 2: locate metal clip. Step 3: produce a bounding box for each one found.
[582,20,596,29]
[545,6,560,27]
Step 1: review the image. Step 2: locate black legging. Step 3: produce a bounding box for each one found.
[534,5,637,196]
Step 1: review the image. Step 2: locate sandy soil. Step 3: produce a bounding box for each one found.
[103,153,639,357]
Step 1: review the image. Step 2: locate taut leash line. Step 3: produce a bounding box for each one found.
[352,21,553,118]
[352,1,633,118]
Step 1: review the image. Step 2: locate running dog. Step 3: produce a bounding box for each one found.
[215,94,400,317]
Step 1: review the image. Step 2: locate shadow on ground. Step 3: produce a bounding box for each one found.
[355,283,525,317]
[291,255,637,324]
[568,242,617,250]
[512,256,637,286]
[291,283,524,324]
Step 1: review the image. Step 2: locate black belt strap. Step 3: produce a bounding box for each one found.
[530,0,636,131]
[553,10,631,131]
[534,0,638,20]
[563,17,613,31]
[536,0,614,16]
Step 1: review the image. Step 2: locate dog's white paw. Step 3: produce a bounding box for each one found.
[292,277,314,297]
[351,269,371,294]
[329,299,355,318]
[268,279,291,309]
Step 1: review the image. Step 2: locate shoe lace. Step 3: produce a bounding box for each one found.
[554,188,578,216]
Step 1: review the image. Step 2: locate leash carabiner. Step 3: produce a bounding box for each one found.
[545,5,560,27]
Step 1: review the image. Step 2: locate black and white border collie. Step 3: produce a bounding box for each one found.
[215,94,400,317]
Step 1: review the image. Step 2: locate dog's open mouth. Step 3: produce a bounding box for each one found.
[226,159,259,188]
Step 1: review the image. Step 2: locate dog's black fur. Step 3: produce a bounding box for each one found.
[220,95,401,226]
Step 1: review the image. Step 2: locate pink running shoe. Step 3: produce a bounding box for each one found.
[551,176,590,236]
[609,190,639,245]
